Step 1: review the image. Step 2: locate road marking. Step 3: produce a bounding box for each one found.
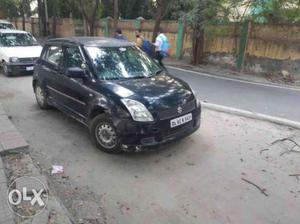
[202,102,300,130]
[167,66,300,92]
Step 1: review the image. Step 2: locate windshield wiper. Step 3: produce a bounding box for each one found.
[152,69,163,76]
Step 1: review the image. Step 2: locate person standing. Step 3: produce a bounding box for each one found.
[135,29,154,57]
[154,27,170,67]
[113,28,127,41]
[135,29,144,48]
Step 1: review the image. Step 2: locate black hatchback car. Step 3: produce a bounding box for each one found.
[33,37,201,153]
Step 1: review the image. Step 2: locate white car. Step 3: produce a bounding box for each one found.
[0,29,42,76]
[0,20,15,29]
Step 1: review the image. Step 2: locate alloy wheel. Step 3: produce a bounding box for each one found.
[95,123,117,149]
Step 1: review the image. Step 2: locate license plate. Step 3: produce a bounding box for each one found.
[170,113,192,128]
[26,66,34,71]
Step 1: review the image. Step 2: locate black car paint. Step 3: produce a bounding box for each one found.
[33,37,201,148]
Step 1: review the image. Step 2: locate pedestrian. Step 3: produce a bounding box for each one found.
[135,29,154,57]
[135,29,144,48]
[113,28,127,41]
[154,27,170,67]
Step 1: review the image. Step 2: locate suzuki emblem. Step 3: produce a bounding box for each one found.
[177,106,183,114]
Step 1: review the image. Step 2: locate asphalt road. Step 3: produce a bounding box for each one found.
[168,67,300,122]
[0,74,300,223]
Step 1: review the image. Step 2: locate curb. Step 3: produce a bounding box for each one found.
[202,102,300,130]
[0,104,29,155]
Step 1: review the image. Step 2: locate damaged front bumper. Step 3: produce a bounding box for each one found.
[114,105,201,151]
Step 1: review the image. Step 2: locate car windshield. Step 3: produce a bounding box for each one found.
[0,33,38,47]
[86,46,161,80]
[0,23,14,29]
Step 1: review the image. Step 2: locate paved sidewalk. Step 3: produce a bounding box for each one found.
[0,102,29,224]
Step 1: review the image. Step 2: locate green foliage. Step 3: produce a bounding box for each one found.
[46,0,89,18]
[0,0,33,18]
[165,0,194,20]
[0,0,19,17]
[251,0,300,23]
[119,0,152,19]
[186,0,222,32]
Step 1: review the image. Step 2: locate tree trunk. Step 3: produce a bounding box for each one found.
[152,9,163,42]
[52,16,57,36]
[151,0,170,42]
[79,0,100,36]
[191,29,205,65]
[37,0,43,36]
[89,21,95,36]
[113,0,119,29]
[51,0,57,37]
[44,0,49,35]
[21,0,25,30]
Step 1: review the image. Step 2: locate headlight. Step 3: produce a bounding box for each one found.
[9,57,19,63]
[190,86,196,96]
[196,98,201,108]
[121,99,154,122]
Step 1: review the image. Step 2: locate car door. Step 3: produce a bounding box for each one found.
[41,44,66,106]
[60,44,92,119]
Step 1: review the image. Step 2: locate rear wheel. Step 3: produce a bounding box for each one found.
[89,114,122,154]
[34,83,49,109]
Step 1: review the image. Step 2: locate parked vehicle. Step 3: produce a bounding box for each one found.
[0,29,42,76]
[32,37,201,153]
[0,20,15,29]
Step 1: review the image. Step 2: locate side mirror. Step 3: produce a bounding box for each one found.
[66,67,87,79]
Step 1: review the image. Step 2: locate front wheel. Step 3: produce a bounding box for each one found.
[89,114,123,154]
[2,62,12,77]
[34,83,49,109]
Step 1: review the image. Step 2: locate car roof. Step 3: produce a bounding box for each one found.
[46,37,136,47]
[0,29,28,34]
[0,20,12,24]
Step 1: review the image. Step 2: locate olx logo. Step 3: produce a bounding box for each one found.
[8,187,45,206]
[7,176,48,217]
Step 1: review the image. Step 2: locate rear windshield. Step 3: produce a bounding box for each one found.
[86,46,161,80]
[0,33,38,47]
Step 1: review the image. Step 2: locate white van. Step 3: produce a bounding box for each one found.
[0,29,42,76]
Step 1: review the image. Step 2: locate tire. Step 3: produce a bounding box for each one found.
[2,62,12,77]
[89,114,123,154]
[34,82,50,109]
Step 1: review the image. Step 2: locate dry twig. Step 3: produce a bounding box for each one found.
[289,174,300,181]
[241,178,268,197]
[271,137,300,156]
[260,148,269,155]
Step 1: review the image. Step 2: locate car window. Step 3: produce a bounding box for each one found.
[44,46,63,66]
[64,46,83,69]
[0,33,37,47]
[0,23,14,29]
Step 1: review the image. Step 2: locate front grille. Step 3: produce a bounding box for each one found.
[18,57,38,63]
[159,100,196,120]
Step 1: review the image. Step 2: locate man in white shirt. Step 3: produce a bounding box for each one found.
[154,27,169,67]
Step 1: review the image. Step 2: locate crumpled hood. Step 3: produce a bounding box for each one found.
[101,74,194,111]
[2,45,42,58]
